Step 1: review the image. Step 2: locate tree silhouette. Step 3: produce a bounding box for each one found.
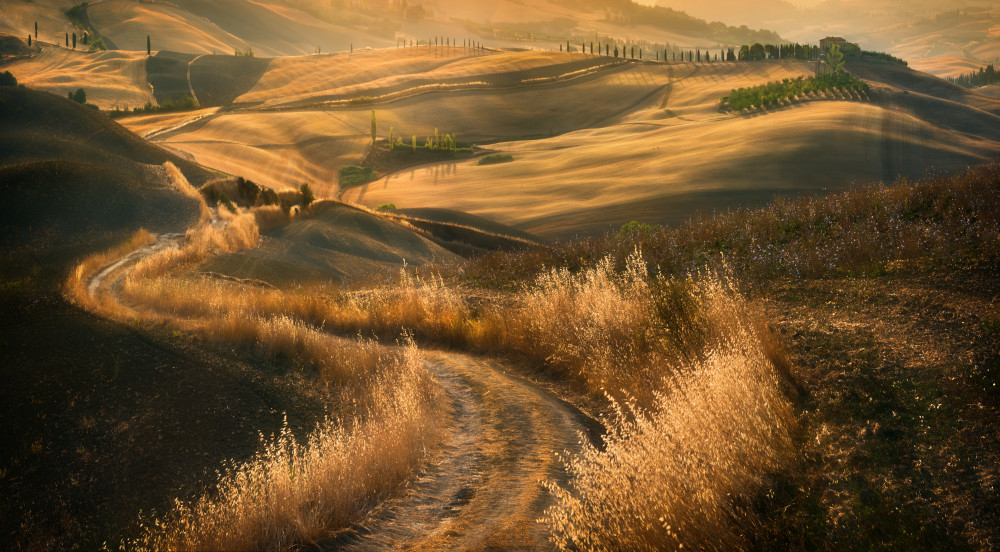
[147,35,151,56]
[299,183,314,207]
[72,33,76,49]
[27,34,31,47]
[34,21,37,39]
[370,110,377,144]
[826,43,845,73]
[65,33,68,47]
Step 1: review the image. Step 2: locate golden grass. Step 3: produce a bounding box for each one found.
[131,341,441,552]
[113,232,793,550]
[64,228,155,313]
[541,275,796,551]
[66,171,444,551]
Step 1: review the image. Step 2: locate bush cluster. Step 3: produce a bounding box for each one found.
[108,95,199,118]
[339,165,377,187]
[477,154,514,166]
[722,71,869,111]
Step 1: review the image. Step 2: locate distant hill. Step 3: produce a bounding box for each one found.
[201,202,463,285]
[0,86,209,253]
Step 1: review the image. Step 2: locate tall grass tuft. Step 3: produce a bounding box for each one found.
[132,341,442,552]
[542,275,796,551]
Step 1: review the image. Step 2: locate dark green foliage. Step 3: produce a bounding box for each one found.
[237,177,259,204]
[109,95,198,118]
[950,64,999,88]
[146,35,150,56]
[722,72,869,111]
[477,154,514,166]
[618,220,655,235]
[72,33,76,49]
[217,191,236,213]
[339,165,377,188]
[376,203,398,211]
[259,187,279,206]
[738,42,819,61]
[70,88,86,104]
[854,50,908,66]
[299,182,314,207]
[0,71,17,87]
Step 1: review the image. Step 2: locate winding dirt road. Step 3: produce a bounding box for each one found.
[328,351,599,551]
[85,232,599,551]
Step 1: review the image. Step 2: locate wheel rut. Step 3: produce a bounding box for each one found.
[326,352,597,551]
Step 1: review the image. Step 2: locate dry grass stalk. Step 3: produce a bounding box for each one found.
[542,276,796,551]
[64,186,443,551]
[131,342,442,552]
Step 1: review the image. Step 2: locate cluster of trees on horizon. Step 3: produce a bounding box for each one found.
[949,64,999,88]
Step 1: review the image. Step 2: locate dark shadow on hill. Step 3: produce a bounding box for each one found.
[200,202,462,286]
[146,51,198,106]
[191,54,270,107]
[0,86,215,186]
[0,86,327,550]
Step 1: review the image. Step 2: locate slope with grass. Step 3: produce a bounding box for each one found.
[0,87,330,551]
[125,49,670,195]
[86,0,252,56]
[3,44,155,110]
[337,57,1000,238]
[201,201,463,285]
[114,49,1000,238]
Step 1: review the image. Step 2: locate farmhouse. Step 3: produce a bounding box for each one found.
[820,36,856,51]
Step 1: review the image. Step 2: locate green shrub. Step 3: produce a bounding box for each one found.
[299,183,315,207]
[477,154,514,166]
[339,165,377,187]
[0,71,17,87]
[376,203,398,211]
[721,72,869,111]
[259,188,279,206]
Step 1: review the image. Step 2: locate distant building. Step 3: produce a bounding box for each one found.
[820,36,855,51]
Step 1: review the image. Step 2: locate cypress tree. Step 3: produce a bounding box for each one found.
[34,22,37,39]
[147,35,151,56]
[28,34,31,47]
[72,32,76,49]
[65,33,68,47]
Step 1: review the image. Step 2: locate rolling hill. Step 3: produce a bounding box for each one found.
[96,47,998,239]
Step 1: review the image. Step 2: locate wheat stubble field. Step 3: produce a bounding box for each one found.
[2,1,999,550]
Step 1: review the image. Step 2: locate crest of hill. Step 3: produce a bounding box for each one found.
[200,202,462,285]
[0,86,215,184]
[0,87,207,254]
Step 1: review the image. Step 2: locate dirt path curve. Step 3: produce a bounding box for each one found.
[328,351,598,551]
[186,54,205,106]
[84,228,599,551]
[86,232,184,301]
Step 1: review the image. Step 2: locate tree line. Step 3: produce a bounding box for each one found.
[949,64,999,88]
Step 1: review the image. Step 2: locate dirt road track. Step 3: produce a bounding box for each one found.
[328,351,600,551]
[85,233,601,551]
